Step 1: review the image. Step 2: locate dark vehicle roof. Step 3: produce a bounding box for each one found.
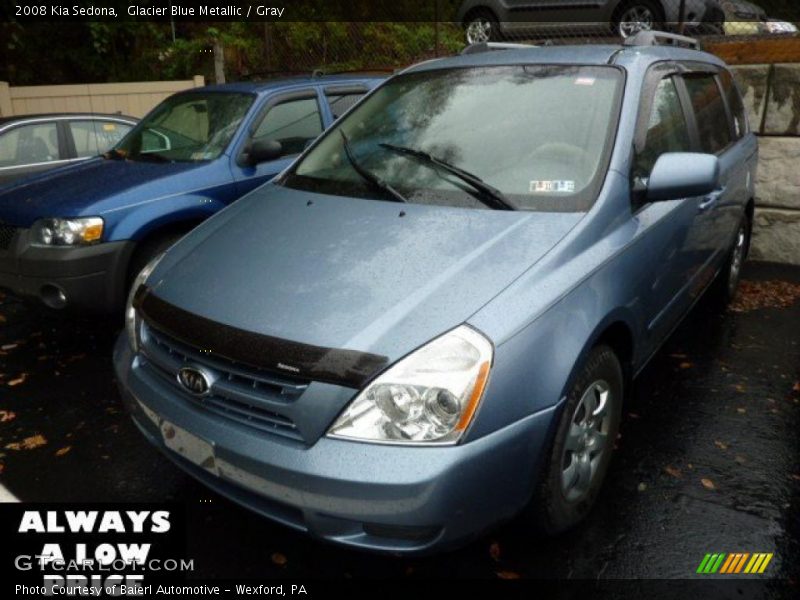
[0,113,138,126]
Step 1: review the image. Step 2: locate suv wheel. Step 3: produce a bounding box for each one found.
[712,213,751,308]
[613,1,665,38]
[528,345,623,534]
[126,233,183,295]
[464,10,500,44]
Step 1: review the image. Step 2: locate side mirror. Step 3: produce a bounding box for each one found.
[646,152,720,202]
[246,138,283,165]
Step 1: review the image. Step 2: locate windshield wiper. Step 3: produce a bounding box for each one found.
[379,143,515,210]
[340,132,406,203]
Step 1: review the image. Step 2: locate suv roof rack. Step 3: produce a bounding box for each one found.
[461,42,538,55]
[623,30,700,49]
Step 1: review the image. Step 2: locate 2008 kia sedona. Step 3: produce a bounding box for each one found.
[114,33,757,553]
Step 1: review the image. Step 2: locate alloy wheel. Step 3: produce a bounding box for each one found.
[728,223,747,297]
[466,19,492,44]
[618,6,655,38]
[561,380,612,502]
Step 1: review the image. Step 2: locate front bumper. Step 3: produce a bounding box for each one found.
[113,335,559,554]
[0,226,134,313]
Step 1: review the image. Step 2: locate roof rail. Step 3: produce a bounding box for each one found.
[461,42,538,55]
[623,30,700,50]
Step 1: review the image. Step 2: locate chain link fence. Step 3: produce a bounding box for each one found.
[226,2,799,82]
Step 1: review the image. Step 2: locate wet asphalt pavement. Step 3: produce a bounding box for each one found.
[0,261,798,585]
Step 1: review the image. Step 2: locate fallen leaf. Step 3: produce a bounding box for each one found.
[637,482,647,492]
[793,382,800,393]
[0,463,4,474]
[0,410,16,423]
[790,474,800,481]
[664,465,682,478]
[628,413,641,420]
[734,384,746,393]
[489,542,501,561]
[496,571,521,580]
[729,280,800,313]
[1,343,17,351]
[701,478,716,491]
[0,314,5,323]
[6,434,47,451]
[737,407,747,414]
[735,455,747,465]
[714,440,729,450]
[55,446,72,457]
[7,374,27,387]
[270,553,287,566]
[679,362,693,370]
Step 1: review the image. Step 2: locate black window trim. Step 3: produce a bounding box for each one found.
[237,89,322,166]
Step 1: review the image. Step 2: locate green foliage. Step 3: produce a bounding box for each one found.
[0,21,469,85]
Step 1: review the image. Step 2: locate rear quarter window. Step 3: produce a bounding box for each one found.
[719,70,749,139]
[683,74,733,154]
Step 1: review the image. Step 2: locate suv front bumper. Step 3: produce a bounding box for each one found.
[113,334,559,554]
[0,226,134,313]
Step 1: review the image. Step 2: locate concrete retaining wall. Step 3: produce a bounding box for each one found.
[731,64,800,265]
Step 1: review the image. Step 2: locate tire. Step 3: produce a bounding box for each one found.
[528,345,623,535]
[711,213,751,308]
[612,1,666,39]
[126,233,183,295]
[463,10,501,44]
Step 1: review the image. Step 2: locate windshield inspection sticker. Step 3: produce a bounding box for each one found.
[530,180,576,194]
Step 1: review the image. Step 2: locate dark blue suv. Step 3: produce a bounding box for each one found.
[115,34,757,553]
[0,75,383,313]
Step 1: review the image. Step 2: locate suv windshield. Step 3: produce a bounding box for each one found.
[113,92,254,163]
[283,65,623,211]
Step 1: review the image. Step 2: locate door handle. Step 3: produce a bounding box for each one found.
[698,187,725,213]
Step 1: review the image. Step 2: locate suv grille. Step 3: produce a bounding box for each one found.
[0,223,17,250]
[140,323,308,442]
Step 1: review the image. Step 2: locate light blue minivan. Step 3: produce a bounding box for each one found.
[115,33,757,553]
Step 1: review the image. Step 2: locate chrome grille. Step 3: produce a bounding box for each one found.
[140,322,308,442]
[0,223,17,251]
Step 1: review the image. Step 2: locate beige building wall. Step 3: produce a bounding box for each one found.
[0,76,205,119]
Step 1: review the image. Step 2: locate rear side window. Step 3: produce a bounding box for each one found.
[683,74,732,154]
[636,77,691,178]
[0,122,60,166]
[326,93,364,120]
[70,120,132,158]
[252,97,323,157]
[719,70,748,139]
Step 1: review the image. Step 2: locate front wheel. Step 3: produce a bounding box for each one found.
[528,345,623,534]
[712,214,751,308]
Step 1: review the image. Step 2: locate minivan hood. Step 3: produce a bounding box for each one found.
[0,158,209,227]
[150,185,584,365]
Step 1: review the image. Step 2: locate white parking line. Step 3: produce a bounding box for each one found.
[0,484,20,502]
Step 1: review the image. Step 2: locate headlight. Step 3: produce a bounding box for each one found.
[327,325,493,445]
[125,254,164,352]
[31,217,104,246]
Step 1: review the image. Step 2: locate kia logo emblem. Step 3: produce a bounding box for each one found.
[177,366,212,397]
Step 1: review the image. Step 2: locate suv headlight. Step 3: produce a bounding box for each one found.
[31,217,104,246]
[125,254,164,352]
[327,325,493,445]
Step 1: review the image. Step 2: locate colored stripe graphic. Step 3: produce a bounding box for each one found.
[701,553,774,575]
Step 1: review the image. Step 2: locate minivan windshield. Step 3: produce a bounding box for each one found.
[283,65,623,211]
[112,92,254,163]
